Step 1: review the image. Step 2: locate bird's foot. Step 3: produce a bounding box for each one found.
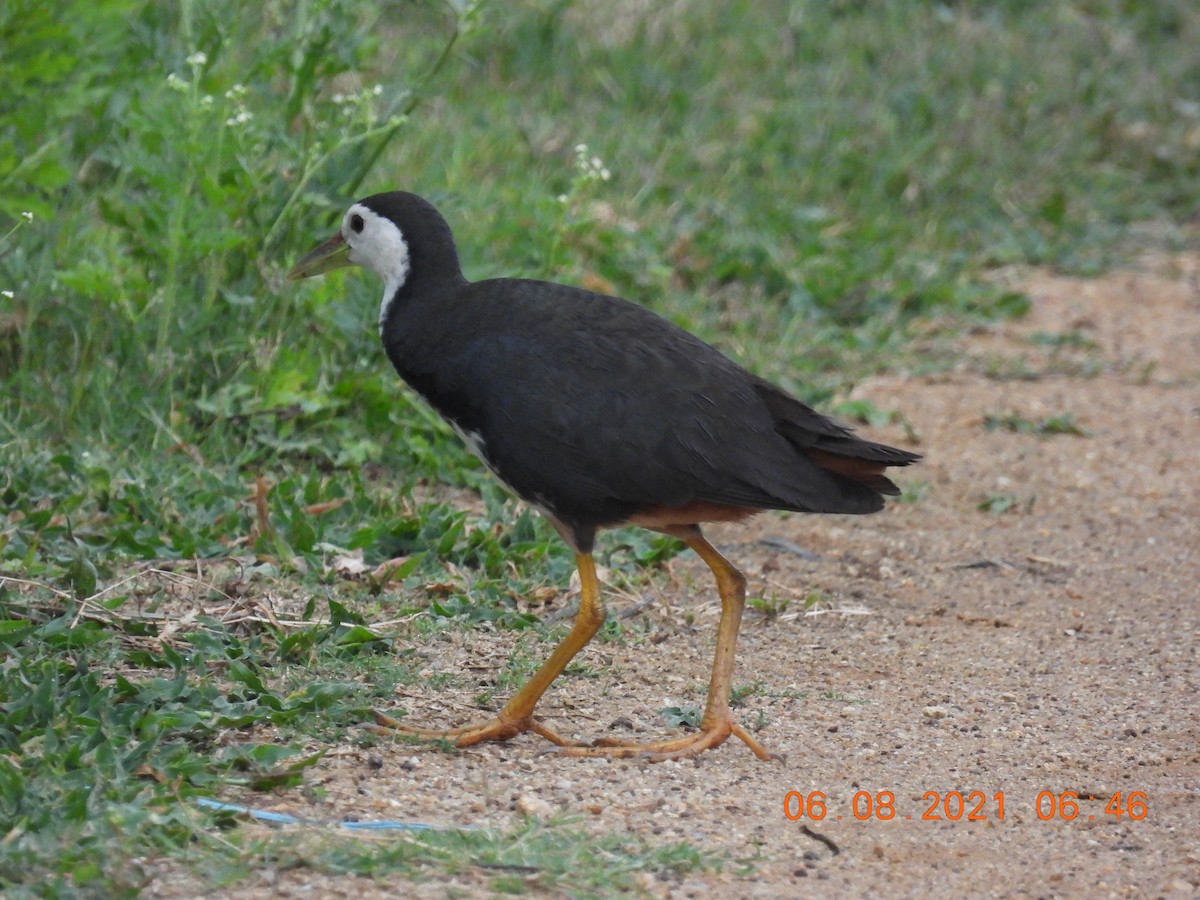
[546,713,782,763]
[368,709,572,749]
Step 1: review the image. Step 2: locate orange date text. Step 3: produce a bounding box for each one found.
[782,790,1148,823]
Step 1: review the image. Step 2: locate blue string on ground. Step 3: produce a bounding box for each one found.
[194,797,481,831]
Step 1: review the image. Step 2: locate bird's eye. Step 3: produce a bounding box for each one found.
[349,213,364,234]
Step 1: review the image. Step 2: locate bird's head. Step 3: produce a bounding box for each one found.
[288,191,462,303]
[287,195,409,289]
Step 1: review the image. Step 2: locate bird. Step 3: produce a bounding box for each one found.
[288,190,920,762]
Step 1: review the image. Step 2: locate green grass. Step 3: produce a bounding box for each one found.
[977,492,1033,515]
[983,410,1092,437]
[199,820,722,895]
[2,0,1200,894]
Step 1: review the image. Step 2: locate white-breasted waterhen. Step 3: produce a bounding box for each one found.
[289,191,920,762]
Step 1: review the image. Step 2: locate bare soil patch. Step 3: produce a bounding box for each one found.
[152,258,1199,897]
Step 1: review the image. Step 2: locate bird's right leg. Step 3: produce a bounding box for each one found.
[371,552,607,748]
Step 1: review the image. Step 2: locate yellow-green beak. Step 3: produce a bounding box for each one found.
[287,232,352,280]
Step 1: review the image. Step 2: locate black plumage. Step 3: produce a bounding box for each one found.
[289,190,920,762]
[362,192,917,550]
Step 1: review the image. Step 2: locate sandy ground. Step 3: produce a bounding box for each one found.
[151,257,1199,897]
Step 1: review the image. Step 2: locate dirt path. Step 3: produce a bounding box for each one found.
[170,259,1199,897]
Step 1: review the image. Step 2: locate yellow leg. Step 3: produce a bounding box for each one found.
[554,527,780,762]
[371,552,607,748]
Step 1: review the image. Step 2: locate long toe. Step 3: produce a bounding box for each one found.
[368,709,573,748]
[549,714,781,763]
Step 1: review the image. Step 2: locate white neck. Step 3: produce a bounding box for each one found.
[340,203,411,334]
[378,270,407,335]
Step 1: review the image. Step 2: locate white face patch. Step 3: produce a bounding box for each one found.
[340,203,411,332]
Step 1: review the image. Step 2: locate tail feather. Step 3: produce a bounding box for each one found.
[800,448,904,496]
[752,379,921,496]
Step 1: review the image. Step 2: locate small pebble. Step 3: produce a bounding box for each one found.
[515,794,555,820]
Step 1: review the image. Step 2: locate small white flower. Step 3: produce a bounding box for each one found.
[186,51,208,67]
[1,290,14,299]
[21,211,33,222]
[372,84,383,96]
[572,145,612,183]
[166,72,188,92]
[225,110,252,127]
[557,194,569,204]
[200,95,215,108]
[224,83,246,100]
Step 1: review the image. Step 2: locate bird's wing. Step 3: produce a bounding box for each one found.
[445,282,888,522]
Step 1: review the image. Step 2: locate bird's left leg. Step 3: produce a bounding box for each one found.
[371,552,607,748]
[553,525,780,762]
